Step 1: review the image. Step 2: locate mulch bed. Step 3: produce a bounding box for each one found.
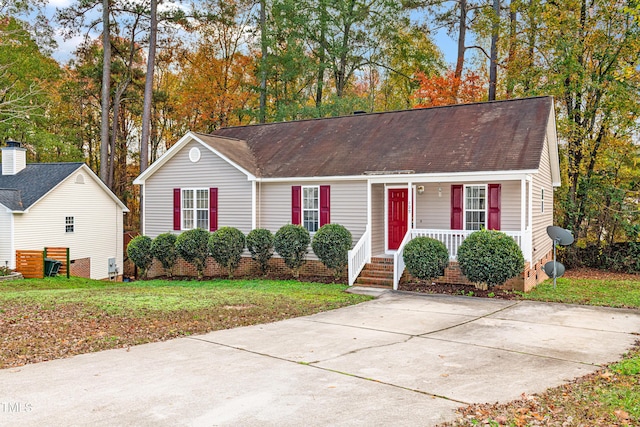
[398,281,520,299]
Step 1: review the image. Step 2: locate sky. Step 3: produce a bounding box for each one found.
[41,1,460,66]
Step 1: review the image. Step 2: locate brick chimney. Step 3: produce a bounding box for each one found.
[2,141,27,175]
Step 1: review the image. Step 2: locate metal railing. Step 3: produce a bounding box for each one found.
[348,226,370,286]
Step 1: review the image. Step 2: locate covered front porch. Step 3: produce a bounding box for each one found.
[348,175,536,289]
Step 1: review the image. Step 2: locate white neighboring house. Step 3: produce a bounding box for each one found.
[0,142,129,280]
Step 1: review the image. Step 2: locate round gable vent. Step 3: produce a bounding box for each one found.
[75,174,85,184]
[189,147,201,163]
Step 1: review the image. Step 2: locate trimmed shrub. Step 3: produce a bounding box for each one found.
[209,227,245,278]
[402,237,450,281]
[127,235,153,278]
[274,224,310,278]
[457,229,524,287]
[246,228,274,274]
[150,233,178,277]
[311,224,352,280]
[175,228,210,279]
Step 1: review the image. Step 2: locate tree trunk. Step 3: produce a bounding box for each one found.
[488,0,500,101]
[100,0,111,184]
[505,6,517,98]
[315,0,327,107]
[140,0,157,174]
[453,0,467,99]
[259,0,268,123]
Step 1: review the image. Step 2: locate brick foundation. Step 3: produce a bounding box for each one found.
[70,257,91,279]
[145,255,344,281]
[142,250,554,292]
[401,249,554,292]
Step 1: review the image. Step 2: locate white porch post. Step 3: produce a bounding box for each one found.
[251,180,257,230]
[407,181,413,232]
[521,178,526,234]
[367,179,372,260]
[527,176,533,232]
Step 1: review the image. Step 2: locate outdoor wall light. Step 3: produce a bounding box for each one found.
[438,186,442,197]
[417,185,425,195]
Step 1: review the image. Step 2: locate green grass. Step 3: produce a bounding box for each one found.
[519,277,640,308]
[1,276,372,368]
[0,276,370,316]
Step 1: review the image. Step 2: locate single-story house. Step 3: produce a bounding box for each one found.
[134,96,561,290]
[0,142,129,280]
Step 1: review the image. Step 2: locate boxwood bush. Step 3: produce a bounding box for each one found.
[274,224,310,278]
[457,229,524,287]
[209,227,245,278]
[311,224,352,280]
[175,228,210,279]
[246,228,274,274]
[127,235,153,278]
[150,233,178,277]
[402,237,450,281]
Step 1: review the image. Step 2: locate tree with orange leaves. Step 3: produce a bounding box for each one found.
[412,69,485,108]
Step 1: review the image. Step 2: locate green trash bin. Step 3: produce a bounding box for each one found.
[44,258,62,277]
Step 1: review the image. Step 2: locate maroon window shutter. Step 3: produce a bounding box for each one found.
[320,185,330,227]
[291,186,301,225]
[488,184,501,230]
[451,185,463,230]
[210,188,218,232]
[173,188,181,230]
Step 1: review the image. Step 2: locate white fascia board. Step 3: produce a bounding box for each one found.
[133,132,197,185]
[20,164,82,214]
[25,164,128,213]
[133,131,256,185]
[80,164,130,212]
[190,134,256,181]
[257,170,537,184]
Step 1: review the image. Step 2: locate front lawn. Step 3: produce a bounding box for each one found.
[521,274,640,308]
[0,277,370,368]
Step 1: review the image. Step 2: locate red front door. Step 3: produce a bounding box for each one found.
[388,188,408,250]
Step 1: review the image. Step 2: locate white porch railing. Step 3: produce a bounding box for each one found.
[348,226,370,286]
[392,230,412,290]
[392,228,531,290]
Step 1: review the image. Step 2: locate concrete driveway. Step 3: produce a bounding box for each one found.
[2,291,640,426]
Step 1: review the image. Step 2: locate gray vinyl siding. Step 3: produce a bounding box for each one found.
[414,181,522,231]
[144,140,252,238]
[258,180,368,241]
[531,135,554,262]
[371,184,385,255]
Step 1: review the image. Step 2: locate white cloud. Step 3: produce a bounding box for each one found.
[51,32,86,64]
[47,0,73,7]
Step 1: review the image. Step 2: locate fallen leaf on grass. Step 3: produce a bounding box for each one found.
[614,409,630,422]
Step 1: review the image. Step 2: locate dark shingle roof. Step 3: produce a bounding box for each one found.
[210,97,553,178]
[0,163,83,211]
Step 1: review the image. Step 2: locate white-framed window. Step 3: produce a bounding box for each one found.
[182,189,209,230]
[302,186,319,233]
[65,216,74,233]
[464,185,486,230]
[541,188,545,213]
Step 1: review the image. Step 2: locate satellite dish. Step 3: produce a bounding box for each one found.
[547,226,574,246]
[543,261,565,278]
